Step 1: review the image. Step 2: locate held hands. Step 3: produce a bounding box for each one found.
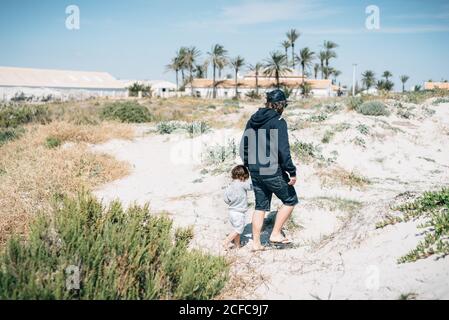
[288,176,297,186]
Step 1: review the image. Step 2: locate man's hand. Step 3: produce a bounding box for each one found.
[288,176,297,186]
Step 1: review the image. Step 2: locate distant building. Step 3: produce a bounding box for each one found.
[424,82,449,90]
[121,80,178,98]
[186,70,334,99]
[0,66,128,102]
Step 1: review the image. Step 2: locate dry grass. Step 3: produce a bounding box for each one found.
[41,121,135,144]
[217,255,268,300]
[318,166,371,189]
[0,122,133,245]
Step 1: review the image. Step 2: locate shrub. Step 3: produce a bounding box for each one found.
[346,96,364,111]
[185,121,210,137]
[204,139,237,166]
[356,124,370,135]
[432,97,449,106]
[156,121,185,134]
[353,137,366,148]
[321,130,335,144]
[356,101,390,116]
[0,104,51,128]
[45,136,62,149]
[308,113,328,122]
[0,127,25,145]
[397,109,414,119]
[377,188,449,263]
[291,141,324,163]
[0,193,229,299]
[101,102,152,123]
[323,103,342,113]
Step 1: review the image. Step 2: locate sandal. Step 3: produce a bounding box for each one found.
[269,236,293,246]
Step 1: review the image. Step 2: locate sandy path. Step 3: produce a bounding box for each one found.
[92,102,449,300]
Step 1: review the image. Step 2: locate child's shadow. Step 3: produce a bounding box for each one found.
[240,211,278,247]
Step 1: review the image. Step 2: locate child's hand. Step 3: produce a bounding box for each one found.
[288,176,297,186]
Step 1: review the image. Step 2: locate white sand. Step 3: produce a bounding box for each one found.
[92,101,449,300]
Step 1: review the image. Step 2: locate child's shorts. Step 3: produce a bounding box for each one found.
[229,210,246,234]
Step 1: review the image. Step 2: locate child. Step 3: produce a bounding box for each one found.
[223,165,252,249]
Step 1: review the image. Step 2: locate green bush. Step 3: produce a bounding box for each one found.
[0,193,228,299]
[101,102,152,123]
[356,124,370,135]
[377,188,449,263]
[356,101,390,116]
[321,130,335,144]
[432,97,449,106]
[0,104,51,128]
[346,96,364,111]
[185,121,210,137]
[204,139,237,165]
[45,136,62,149]
[156,121,185,134]
[308,113,328,122]
[291,141,324,163]
[0,127,25,145]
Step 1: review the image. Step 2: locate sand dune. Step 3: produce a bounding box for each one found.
[92,100,449,300]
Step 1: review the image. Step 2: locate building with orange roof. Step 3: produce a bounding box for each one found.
[424,82,449,90]
[186,70,334,99]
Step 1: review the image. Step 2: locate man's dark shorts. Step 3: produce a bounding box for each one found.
[250,171,299,211]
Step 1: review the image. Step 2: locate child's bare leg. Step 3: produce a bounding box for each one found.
[223,232,239,249]
[233,234,241,248]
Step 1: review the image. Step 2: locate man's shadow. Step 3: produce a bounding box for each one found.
[241,211,278,247]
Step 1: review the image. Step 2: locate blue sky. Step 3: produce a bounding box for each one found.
[1,0,448,89]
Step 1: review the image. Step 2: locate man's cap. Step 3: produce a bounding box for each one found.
[266,89,288,103]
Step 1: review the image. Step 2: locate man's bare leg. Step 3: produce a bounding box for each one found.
[270,205,295,242]
[252,210,265,251]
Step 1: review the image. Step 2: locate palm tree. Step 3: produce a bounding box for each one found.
[400,75,409,92]
[319,51,326,79]
[249,62,264,96]
[332,70,341,85]
[218,59,227,80]
[286,29,300,69]
[313,63,320,79]
[177,47,188,85]
[207,44,228,99]
[230,56,245,98]
[183,46,201,96]
[361,70,376,91]
[281,40,291,65]
[323,41,338,66]
[296,47,315,84]
[382,71,393,82]
[166,56,182,91]
[194,63,206,79]
[322,41,338,79]
[264,51,290,89]
[321,66,333,80]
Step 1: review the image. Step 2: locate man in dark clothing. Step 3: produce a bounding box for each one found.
[240,89,298,251]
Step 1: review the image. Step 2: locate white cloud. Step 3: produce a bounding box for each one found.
[180,0,340,30]
[219,0,337,25]
[302,25,449,36]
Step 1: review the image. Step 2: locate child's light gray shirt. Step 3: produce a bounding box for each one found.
[224,180,253,213]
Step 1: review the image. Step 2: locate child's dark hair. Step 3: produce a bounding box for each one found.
[231,165,249,181]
